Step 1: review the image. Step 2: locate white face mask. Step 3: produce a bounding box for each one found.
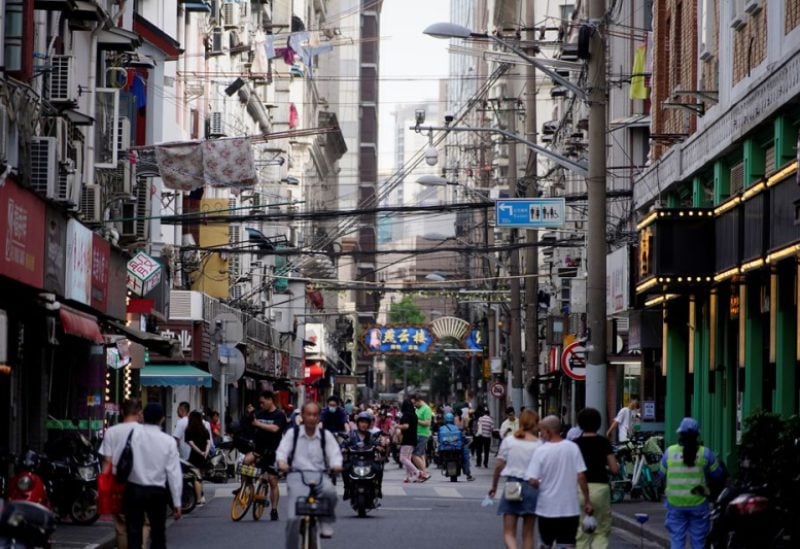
[328,406,337,413]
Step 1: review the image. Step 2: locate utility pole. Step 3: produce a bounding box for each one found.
[523,1,539,412]
[586,1,608,427]
[507,101,523,411]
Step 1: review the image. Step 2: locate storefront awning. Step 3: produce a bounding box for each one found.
[140,365,212,388]
[59,306,103,344]
[105,320,180,357]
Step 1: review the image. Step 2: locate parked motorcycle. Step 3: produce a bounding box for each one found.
[346,446,381,518]
[203,448,229,484]
[42,433,100,525]
[438,449,462,483]
[9,443,99,526]
[0,499,56,549]
[707,481,796,548]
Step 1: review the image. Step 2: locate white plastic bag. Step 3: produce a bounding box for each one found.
[481,495,494,507]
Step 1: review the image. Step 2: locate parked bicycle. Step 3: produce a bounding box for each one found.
[610,434,663,503]
[230,463,271,521]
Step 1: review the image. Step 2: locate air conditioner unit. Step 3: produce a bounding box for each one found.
[79,184,102,222]
[55,159,77,204]
[29,137,58,198]
[117,116,131,154]
[120,179,149,240]
[223,2,240,28]
[230,283,244,301]
[210,111,224,136]
[120,156,136,195]
[55,119,71,161]
[48,55,74,103]
[169,290,204,321]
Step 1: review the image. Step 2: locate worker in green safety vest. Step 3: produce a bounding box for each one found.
[659,417,725,549]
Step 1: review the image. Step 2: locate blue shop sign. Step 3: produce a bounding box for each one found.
[465,328,484,352]
[363,326,434,354]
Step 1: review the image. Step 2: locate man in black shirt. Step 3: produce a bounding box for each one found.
[252,390,287,521]
[320,396,350,434]
[573,407,620,547]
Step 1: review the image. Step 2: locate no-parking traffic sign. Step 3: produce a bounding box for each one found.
[560,340,587,381]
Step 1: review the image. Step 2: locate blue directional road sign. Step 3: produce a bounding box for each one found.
[495,198,566,229]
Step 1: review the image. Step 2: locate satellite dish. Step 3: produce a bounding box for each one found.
[208,345,246,384]
[211,313,244,345]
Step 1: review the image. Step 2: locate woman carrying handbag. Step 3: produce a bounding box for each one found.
[488,409,542,549]
[185,411,210,506]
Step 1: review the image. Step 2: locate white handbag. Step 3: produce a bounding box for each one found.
[503,481,523,501]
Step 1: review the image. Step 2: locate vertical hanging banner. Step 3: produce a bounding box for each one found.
[65,219,93,304]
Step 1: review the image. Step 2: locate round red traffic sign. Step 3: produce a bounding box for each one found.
[560,340,587,381]
[490,382,506,398]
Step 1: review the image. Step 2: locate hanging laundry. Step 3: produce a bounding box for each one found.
[289,103,299,129]
[131,75,147,109]
[265,34,276,60]
[630,43,649,100]
[275,47,296,65]
[288,31,309,53]
[155,142,204,191]
[203,137,257,189]
[251,30,269,75]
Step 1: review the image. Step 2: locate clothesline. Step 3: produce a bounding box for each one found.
[129,127,336,152]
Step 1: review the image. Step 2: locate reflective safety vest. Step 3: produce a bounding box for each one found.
[663,444,712,507]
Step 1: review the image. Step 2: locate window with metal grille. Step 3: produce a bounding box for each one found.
[730,161,745,195]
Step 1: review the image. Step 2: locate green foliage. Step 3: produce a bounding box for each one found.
[738,410,800,509]
[389,296,426,325]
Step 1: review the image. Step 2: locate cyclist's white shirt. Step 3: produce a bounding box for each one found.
[276,425,343,471]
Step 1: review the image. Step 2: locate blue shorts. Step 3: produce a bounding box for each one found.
[413,436,429,456]
[497,477,538,516]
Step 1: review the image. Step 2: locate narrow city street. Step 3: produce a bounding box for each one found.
[165,462,662,549]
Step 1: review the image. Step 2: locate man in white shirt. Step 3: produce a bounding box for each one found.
[526,415,592,548]
[500,407,518,439]
[277,401,343,547]
[98,399,147,549]
[172,401,215,460]
[124,403,182,549]
[606,398,640,443]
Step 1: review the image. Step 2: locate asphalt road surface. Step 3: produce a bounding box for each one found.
[166,457,661,548]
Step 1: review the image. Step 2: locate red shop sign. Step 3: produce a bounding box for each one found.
[0,179,46,288]
[91,234,110,312]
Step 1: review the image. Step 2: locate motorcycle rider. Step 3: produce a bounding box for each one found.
[321,396,350,434]
[342,411,384,500]
[437,412,474,481]
[661,417,725,549]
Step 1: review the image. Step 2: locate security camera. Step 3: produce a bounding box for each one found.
[424,145,438,166]
[444,112,455,125]
[415,109,426,126]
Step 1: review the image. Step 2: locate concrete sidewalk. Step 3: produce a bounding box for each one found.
[612,499,670,548]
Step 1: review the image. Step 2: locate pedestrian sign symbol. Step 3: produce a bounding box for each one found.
[496,198,566,229]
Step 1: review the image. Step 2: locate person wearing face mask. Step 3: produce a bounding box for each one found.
[321,396,350,434]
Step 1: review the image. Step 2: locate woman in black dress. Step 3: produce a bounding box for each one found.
[185,410,210,505]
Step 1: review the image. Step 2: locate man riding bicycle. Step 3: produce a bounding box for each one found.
[276,401,343,547]
[242,390,286,521]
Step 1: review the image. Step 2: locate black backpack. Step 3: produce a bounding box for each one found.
[287,425,329,470]
[115,429,135,483]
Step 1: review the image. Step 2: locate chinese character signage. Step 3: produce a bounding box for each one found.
[91,234,110,312]
[465,328,484,352]
[0,179,45,288]
[65,219,93,304]
[363,326,434,354]
[127,251,162,296]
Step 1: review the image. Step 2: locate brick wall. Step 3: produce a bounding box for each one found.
[786,0,800,34]
[700,0,720,102]
[651,0,698,160]
[732,8,767,85]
